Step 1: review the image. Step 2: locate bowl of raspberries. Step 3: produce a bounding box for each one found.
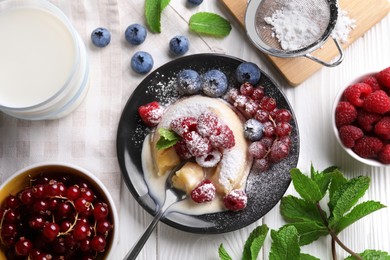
[333,66,390,166]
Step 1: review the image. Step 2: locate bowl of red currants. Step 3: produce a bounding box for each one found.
[0,162,119,259]
[332,66,390,167]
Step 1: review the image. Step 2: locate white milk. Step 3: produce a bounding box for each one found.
[0,7,77,108]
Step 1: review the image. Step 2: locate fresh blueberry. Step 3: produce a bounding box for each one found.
[201,69,228,97]
[236,62,261,85]
[187,0,203,5]
[125,24,147,45]
[169,35,189,56]
[243,119,264,141]
[91,27,111,48]
[131,51,154,74]
[176,69,202,95]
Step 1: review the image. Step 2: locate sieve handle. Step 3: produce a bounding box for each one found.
[304,37,344,67]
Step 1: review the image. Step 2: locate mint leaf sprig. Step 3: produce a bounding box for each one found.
[156,128,180,150]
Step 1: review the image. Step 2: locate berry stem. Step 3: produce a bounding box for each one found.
[0,208,10,245]
[50,196,80,237]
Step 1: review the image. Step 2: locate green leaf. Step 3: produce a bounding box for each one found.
[280,195,324,224]
[333,201,386,234]
[219,244,233,260]
[189,12,232,37]
[344,250,390,260]
[145,0,170,33]
[313,172,333,197]
[156,128,180,150]
[290,169,323,203]
[330,176,370,224]
[300,253,321,260]
[269,226,301,260]
[285,222,328,246]
[242,224,269,260]
[328,169,348,211]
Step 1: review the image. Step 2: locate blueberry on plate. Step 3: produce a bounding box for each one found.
[244,119,264,141]
[176,69,202,95]
[201,69,228,98]
[131,51,154,74]
[187,0,203,5]
[91,27,111,48]
[236,62,261,85]
[169,35,189,56]
[125,24,147,45]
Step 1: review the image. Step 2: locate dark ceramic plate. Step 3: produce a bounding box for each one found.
[116,54,299,234]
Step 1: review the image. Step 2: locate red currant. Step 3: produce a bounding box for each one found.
[15,237,33,256]
[43,222,60,241]
[66,185,81,200]
[91,235,106,252]
[93,203,109,220]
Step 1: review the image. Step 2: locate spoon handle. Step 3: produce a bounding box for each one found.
[123,209,164,260]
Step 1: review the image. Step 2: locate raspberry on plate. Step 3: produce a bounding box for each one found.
[362,90,390,114]
[378,144,390,164]
[170,117,197,136]
[174,140,193,160]
[343,83,372,107]
[353,136,383,159]
[376,67,390,88]
[190,180,216,203]
[209,125,235,149]
[184,131,211,157]
[338,125,364,148]
[335,101,358,128]
[196,112,221,138]
[195,149,222,168]
[138,101,163,127]
[223,189,247,211]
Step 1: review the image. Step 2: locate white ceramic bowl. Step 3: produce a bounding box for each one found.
[0,162,119,259]
[332,73,389,167]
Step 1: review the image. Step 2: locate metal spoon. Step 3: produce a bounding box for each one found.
[123,161,187,260]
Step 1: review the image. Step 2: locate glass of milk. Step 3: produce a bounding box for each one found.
[0,0,89,120]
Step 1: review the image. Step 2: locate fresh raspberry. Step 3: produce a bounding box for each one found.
[378,144,390,164]
[190,180,216,203]
[269,139,290,162]
[275,109,292,122]
[362,75,382,91]
[376,67,390,88]
[209,125,235,149]
[338,125,364,148]
[260,96,277,112]
[223,189,247,211]
[244,100,260,116]
[335,101,358,128]
[138,101,163,127]
[239,82,255,96]
[254,109,270,123]
[248,141,267,159]
[174,140,193,160]
[251,86,265,101]
[353,136,383,159]
[196,112,221,138]
[374,117,390,136]
[169,117,197,136]
[184,131,211,157]
[362,90,390,114]
[357,110,382,132]
[195,149,222,168]
[343,83,372,107]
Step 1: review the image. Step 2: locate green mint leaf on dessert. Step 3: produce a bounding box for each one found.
[333,200,385,234]
[285,221,328,246]
[290,168,323,203]
[300,253,321,260]
[344,250,390,260]
[329,176,370,225]
[280,195,324,224]
[242,224,269,260]
[189,12,232,37]
[156,128,180,150]
[218,244,232,260]
[145,0,170,33]
[269,226,301,260]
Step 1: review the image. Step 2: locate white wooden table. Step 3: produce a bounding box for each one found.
[1,1,389,259]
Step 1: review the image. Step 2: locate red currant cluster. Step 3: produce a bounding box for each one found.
[0,174,113,259]
[227,82,294,172]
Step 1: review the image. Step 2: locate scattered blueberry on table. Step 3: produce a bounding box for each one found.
[201,69,228,97]
[187,0,203,6]
[176,69,202,95]
[169,35,189,56]
[235,62,261,85]
[125,24,147,45]
[91,27,111,48]
[131,51,154,74]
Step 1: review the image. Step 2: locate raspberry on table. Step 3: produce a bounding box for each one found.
[138,101,163,127]
[190,180,216,203]
[374,116,390,136]
[343,83,372,107]
[362,90,390,114]
[338,125,364,148]
[378,144,390,164]
[362,75,382,92]
[353,136,383,159]
[376,66,390,88]
[357,110,382,132]
[223,189,247,211]
[335,101,358,128]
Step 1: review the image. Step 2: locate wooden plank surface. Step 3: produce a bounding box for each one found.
[220,0,390,86]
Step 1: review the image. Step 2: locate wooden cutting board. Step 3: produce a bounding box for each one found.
[221,0,390,86]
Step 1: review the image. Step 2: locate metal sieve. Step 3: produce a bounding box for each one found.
[245,0,344,67]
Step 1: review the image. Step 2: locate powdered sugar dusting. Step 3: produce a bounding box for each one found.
[331,9,356,44]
